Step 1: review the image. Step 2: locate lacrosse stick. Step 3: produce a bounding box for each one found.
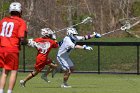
[119,17,140,38]
[56,17,92,32]
[101,20,131,36]
[124,20,140,38]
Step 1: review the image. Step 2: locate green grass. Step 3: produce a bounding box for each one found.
[10,73,140,93]
[19,37,140,72]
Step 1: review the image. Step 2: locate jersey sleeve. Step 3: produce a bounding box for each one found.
[76,36,85,41]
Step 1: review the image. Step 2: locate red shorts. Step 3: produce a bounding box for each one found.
[35,54,52,72]
[0,52,19,70]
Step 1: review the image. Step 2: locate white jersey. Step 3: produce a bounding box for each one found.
[57,35,84,56]
[57,35,84,70]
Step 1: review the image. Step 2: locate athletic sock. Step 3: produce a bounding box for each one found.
[7,89,12,93]
[0,89,4,93]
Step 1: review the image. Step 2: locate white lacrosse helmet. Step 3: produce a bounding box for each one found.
[9,2,22,13]
[41,28,54,37]
[67,27,78,36]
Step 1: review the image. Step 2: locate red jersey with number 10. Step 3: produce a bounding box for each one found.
[0,16,27,52]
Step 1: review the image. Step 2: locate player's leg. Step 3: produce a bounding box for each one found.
[41,60,58,82]
[51,61,61,78]
[46,62,58,76]
[8,70,17,93]
[20,57,45,87]
[0,53,5,93]
[57,55,73,88]
[61,68,72,88]
[20,70,39,87]
[3,52,19,93]
[0,68,9,93]
[41,67,52,83]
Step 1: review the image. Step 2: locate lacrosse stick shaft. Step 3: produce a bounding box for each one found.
[56,22,83,32]
[101,29,120,36]
[101,20,132,36]
[56,17,92,33]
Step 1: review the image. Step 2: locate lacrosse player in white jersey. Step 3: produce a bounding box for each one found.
[57,27,101,88]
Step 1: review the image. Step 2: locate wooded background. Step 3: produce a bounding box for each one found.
[0,0,140,38]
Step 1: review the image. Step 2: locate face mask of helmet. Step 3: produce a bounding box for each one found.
[41,28,55,39]
[67,28,78,40]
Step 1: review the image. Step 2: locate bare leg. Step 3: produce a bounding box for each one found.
[61,67,74,88]
[43,63,58,76]
[63,71,70,83]
[43,67,53,76]
[60,69,72,88]
[0,69,9,89]
[23,70,39,83]
[41,63,58,82]
[20,70,39,87]
[8,70,17,90]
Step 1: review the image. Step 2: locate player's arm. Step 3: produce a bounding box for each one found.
[52,40,59,48]
[75,45,93,50]
[27,38,38,47]
[19,19,28,45]
[83,32,101,40]
[20,31,28,45]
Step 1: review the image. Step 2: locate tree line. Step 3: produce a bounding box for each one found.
[0,0,140,37]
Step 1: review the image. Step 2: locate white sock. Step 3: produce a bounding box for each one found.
[7,89,12,93]
[0,89,4,93]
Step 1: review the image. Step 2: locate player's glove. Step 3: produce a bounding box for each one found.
[20,37,28,45]
[52,34,56,40]
[51,31,57,40]
[27,38,38,47]
[93,32,101,38]
[82,45,93,50]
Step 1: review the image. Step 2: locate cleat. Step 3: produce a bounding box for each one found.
[20,80,25,87]
[61,83,72,88]
[41,74,51,83]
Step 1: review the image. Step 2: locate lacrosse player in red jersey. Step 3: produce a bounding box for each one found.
[0,2,27,93]
[20,28,58,87]
[57,27,101,88]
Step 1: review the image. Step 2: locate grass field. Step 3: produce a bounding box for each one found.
[19,37,140,72]
[15,37,140,93]
[8,73,140,93]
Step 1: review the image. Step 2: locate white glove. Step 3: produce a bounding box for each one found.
[52,34,56,40]
[28,38,37,47]
[51,31,57,40]
[82,45,93,50]
[93,32,101,38]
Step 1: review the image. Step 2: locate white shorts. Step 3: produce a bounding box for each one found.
[57,54,74,71]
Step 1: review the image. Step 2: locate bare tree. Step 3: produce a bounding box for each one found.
[0,0,136,37]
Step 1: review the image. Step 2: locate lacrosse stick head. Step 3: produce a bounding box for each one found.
[81,17,93,24]
[120,21,131,31]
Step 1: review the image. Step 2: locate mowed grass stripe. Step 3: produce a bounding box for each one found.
[10,73,140,93]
